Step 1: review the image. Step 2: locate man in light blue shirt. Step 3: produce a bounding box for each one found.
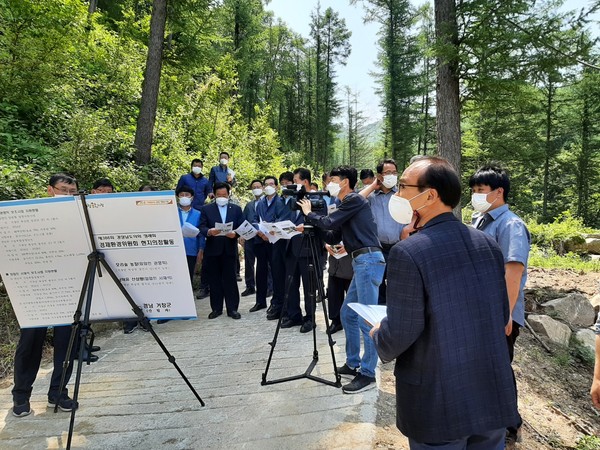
[469,165,530,448]
[360,159,405,304]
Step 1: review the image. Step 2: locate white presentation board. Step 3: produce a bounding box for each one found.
[0,191,197,328]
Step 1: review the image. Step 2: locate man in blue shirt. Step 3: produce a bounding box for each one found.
[299,166,385,394]
[360,159,405,305]
[209,152,236,187]
[176,159,212,210]
[469,165,531,448]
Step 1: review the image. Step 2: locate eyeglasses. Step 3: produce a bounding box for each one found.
[382,171,398,176]
[398,183,426,190]
[52,186,78,195]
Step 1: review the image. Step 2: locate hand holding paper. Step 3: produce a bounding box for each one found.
[348,303,387,327]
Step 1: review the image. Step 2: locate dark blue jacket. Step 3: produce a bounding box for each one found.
[374,212,519,442]
[176,173,212,210]
[199,201,244,257]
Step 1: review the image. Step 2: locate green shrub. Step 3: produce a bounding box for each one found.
[529,244,600,272]
[527,211,595,255]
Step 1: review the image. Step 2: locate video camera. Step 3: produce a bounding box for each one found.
[282,184,329,211]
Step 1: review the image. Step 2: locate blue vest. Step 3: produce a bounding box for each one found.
[178,208,205,256]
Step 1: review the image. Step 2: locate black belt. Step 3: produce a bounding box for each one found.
[351,246,381,259]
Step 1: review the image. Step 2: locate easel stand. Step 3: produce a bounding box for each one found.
[261,225,341,388]
[56,193,204,450]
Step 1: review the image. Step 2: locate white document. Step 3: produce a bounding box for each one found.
[258,221,280,244]
[258,220,302,243]
[273,220,302,239]
[181,221,200,238]
[332,248,348,259]
[234,220,257,240]
[215,221,233,236]
[348,303,387,326]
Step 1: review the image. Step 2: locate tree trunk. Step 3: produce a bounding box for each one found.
[542,79,554,221]
[134,0,167,166]
[434,0,461,173]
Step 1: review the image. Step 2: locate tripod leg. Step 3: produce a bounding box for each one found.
[98,258,205,406]
[307,233,342,386]
[261,266,298,385]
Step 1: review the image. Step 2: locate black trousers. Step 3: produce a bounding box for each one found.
[12,326,76,403]
[286,256,318,323]
[244,240,256,289]
[269,240,287,312]
[327,275,351,325]
[186,255,197,282]
[254,243,272,307]
[507,322,522,432]
[205,253,240,314]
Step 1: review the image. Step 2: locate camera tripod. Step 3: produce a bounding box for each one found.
[261,225,342,388]
[55,192,204,450]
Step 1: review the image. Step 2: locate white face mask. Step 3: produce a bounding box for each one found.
[179,197,192,207]
[327,182,341,198]
[220,158,229,166]
[471,192,494,213]
[192,166,203,175]
[382,175,398,189]
[252,188,263,197]
[388,190,430,224]
[215,197,229,207]
[264,185,276,196]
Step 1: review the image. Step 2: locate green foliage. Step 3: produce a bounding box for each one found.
[529,245,600,272]
[577,436,600,450]
[528,212,595,254]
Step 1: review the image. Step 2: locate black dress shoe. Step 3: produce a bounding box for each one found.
[327,322,343,334]
[266,309,282,320]
[196,289,209,299]
[300,320,315,333]
[228,311,241,319]
[281,317,302,328]
[208,311,222,319]
[249,303,266,312]
[89,345,101,352]
[241,287,256,296]
[236,275,243,282]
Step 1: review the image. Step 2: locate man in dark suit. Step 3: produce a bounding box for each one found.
[200,182,244,320]
[283,168,328,333]
[370,157,519,449]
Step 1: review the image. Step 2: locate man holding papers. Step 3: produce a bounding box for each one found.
[253,176,289,315]
[369,157,518,449]
[200,182,244,320]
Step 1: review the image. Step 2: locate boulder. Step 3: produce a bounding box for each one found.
[573,328,597,355]
[586,237,600,254]
[527,315,572,347]
[591,294,600,316]
[542,293,596,327]
[563,234,600,254]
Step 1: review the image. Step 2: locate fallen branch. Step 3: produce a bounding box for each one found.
[549,404,596,436]
[524,319,553,354]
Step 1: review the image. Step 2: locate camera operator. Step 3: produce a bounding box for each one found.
[298,165,385,394]
[280,168,328,333]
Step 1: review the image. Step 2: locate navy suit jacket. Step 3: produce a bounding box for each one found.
[200,202,244,257]
[374,212,519,443]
